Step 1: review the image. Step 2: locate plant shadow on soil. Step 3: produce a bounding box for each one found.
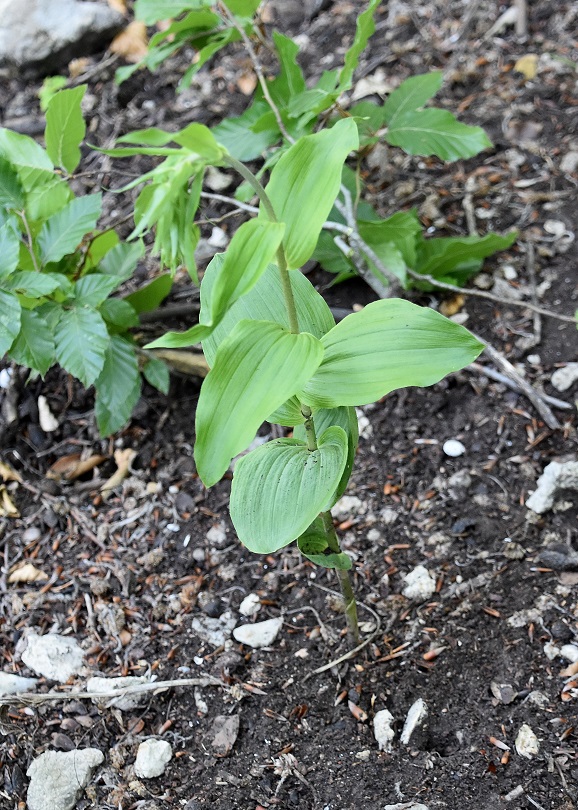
[1,1,578,808]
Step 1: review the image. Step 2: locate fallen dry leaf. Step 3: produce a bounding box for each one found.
[440,294,465,317]
[68,57,90,78]
[560,660,578,678]
[151,349,209,378]
[0,461,22,483]
[110,21,148,63]
[211,714,240,757]
[101,448,137,500]
[0,487,19,518]
[8,562,49,584]
[514,54,539,80]
[47,453,107,482]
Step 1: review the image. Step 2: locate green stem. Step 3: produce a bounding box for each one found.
[321,511,360,642]
[301,404,317,452]
[222,153,299,334]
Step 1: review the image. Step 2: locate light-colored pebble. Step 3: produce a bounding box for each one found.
[21,633,85,682]
[0,671,38,696]
[560,644,578,663]
[526,461,578,514]
[233,617,283,648]
[86,675,151,710]
[515,724,539,758]
[239,593,261,617]
[442,439,466,457]
[332,495,367,520]
[134,739,172,779]
[27,749,104,810]
[400,698,427,745]
[373,708,395,752]
[402,566,436,602]
[551,363,578,392]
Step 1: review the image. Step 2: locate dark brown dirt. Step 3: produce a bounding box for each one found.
[1,2,578,809]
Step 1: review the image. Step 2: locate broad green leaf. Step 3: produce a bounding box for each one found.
[350,100,389,144]
[298,518,352,570]
[135,0,213,25]
[84,230,119,271]
[117,122,224,162]
[0,129,53,191]
[287,70,339,121]
[0,215,21,278]
[38,76,68,112]
[45,85,87,173]
[0,157,24,209]
[299,299,484,408]
[200,259,335,366]
[0,290,21,354]
[230,426,348,554]
[4,271,61,296]
[37,194,102,264]
[125,273,173,313]
[386,108,492,161]
[100,240,144,282]
[338,0,381,91]
[94,335,141,435]
[213,101,279,161]
[359,210,422,269]
[222,0,261,14]
[54,306,109,386]
[26,175,72,221]
[8,308,54,375]
[383,72,443,124]
[147,220,285,349]
[75,274,121,306]
[415,231,518,280]
[268,33,306,107]
[261,118,359,269]
[195,319,324,486]
[294,405,358,506]
[267,395,305,427]
[143,356,170,394]
[100,298,139,330]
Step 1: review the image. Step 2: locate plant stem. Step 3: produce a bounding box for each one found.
[321,511,360,642]
[221,153,299,333]
[20,210,40,273]
[301,404,318,451]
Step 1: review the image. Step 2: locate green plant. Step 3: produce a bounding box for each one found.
[0,86,172,435]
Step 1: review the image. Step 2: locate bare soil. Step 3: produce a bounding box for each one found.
[1,2,578,809]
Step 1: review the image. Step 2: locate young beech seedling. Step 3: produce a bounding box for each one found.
[147,118,484,639]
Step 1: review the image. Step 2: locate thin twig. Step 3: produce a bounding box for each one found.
[468,363,572,410]
[201,191,259,215]
[525,241,542,344]
[0,676,226,708]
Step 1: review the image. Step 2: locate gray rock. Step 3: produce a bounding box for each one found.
[191,611,236,648]
[0,0,124,77]
[551,363,578,392]
[86,675,151,711]
[134,739,172,779]
[526,460,578,514]
[233,617,282,649]
[0,671,38,696]
[21,633,85,682]
[26,748,104,810]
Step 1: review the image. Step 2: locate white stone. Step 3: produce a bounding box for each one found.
[86,675,151,710]
[515,724,539,758]
[400,698,427,745]
[402,566,436,602]
[356,408,373,439]
[551,363,578,392]
[206,522,227,548]
[191,611,236,648]
[526,461,578,514]
[0,671,38,696]
[373,708,395,752]
[543,641,561,661]
[442,439,466,457]
[561,151,578,174]
[26,748,104,810]
[559,644,578,663]
[0,0,123,76]
[21,633,85,682]
[134,739,172,779]
[37,396,59,432]
[332,495,366,520]
[239,593,261,617]
[233,617,282,649]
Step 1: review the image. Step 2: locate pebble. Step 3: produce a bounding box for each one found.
[233,617,283,648]
[515,724,539,758]
[442,439,466,457]
[526,461,578,514]
[560,150,578,173]
[21,633,85,682]
[373,708,395,752]
[551,363,578,392]
[402,566,436,602]
[22,526,41,543]
[332,495,366,520]
[239,593,261,617]
[27,748,104,810]
[0,671,38,696]
[134,739,173,779]
[559,644,578,663]
[191,612,236,648]
[400,698,427,745]
[86,675,151,711]
[206,522,227,548]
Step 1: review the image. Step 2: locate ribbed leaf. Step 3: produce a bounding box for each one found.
[75,274,122,306]
[143,356,170,394]
[94,336,141,435]
[37,194,102,264]
[383,72,443,124]
[54,306,109,386]
[299,299,484,408]
[230,426,348,554]
[45,85,87,173]
[338,0,381,91]
[135,0,213,24]
[125,273,172,313]
[201,260,335,366]
[0,128,54,191]
[195,319,324,487]
[0,215,20,278]
[261,118,359,269]
[5,271,62,296]
[100,240,144,281]
[0,157,24,209]
[8,308,54,375]
[0,291,21,355]
[298,517,352,570]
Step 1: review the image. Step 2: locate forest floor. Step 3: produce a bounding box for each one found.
[1,1,578,809]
